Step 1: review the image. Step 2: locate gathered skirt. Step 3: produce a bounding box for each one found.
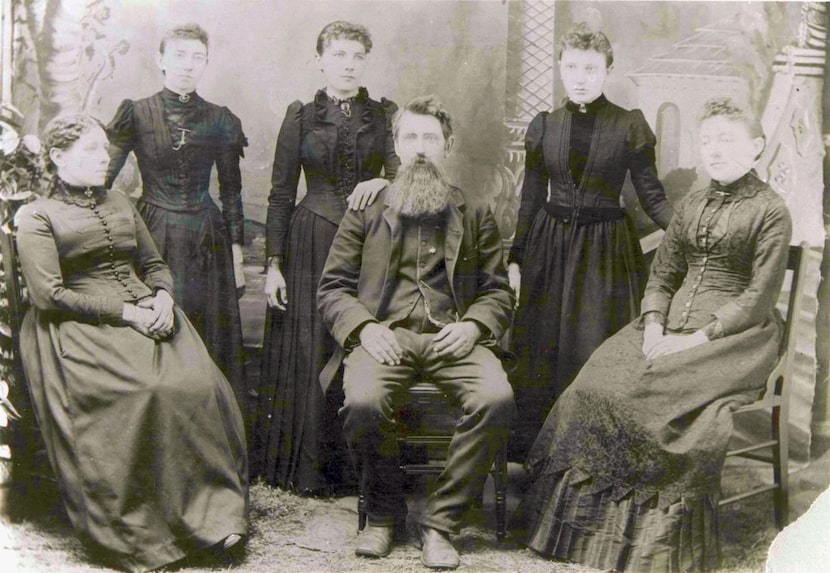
[20,306,249,573]
[138,201,247,414]
[510,316,782,572]
[250,205,356,494]
[509,208,647,458]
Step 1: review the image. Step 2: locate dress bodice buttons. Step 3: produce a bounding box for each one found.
[88,198,139,302]
[678,198,725,329]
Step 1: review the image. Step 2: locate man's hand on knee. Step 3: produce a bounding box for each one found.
[359,323,403,365]
[431,321,481,360]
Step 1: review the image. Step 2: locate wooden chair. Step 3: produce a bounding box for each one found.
[0,227,57,516]
[357,379,509,541]
[718,242,810,530]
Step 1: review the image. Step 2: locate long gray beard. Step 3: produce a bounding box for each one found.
[386,158,454,219]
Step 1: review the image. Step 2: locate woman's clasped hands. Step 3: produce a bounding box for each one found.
[642,322,708,360]
[123,290,176,340]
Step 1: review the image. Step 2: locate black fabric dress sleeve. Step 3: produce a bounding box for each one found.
[627,109,673,229]
[105,99,137,189]
[265,101,304,262]
[215,107,248,245]
[508,111,548,266]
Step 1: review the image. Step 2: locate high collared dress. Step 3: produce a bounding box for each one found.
[16,181,248,573]
[106,88,248,413]
[510,172,792,571]
[251,87,399,493]
[508,95,673,459]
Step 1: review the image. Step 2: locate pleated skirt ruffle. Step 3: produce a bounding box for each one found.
[512,467,720,572]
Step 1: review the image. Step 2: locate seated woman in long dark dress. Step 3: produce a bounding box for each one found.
[16,114,248,572]
[511,97,793,572]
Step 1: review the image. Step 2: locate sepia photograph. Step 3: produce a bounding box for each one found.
[0,1,828,571]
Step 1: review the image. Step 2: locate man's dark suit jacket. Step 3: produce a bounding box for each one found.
[317,186,514,392]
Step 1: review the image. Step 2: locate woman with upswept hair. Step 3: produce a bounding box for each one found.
[106,23,249,414]
[250,20,399,495]
[508,22,673,459]
[17,113,248,572]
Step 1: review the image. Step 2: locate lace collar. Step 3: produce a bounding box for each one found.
[707,170,763,200]
[314,87,371,122]
[47,177,107,207]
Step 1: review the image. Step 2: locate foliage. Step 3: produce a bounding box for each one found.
[0,117,42,223]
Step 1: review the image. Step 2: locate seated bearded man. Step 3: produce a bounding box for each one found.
[318,95,515,569]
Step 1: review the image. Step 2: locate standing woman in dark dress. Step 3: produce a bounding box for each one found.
[251,21,399,494]
[508,23,673,457]
[17,114,248,572]
[105,23,248,412]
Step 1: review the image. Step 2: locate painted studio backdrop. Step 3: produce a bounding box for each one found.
[1,0,828,463]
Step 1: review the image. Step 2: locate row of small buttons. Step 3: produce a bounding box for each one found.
[89,201,139,301]
[679,200,722,328]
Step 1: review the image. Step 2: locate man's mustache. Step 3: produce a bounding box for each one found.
[405,155,432,168]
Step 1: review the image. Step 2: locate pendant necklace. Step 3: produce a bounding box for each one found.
[173,127,191,150]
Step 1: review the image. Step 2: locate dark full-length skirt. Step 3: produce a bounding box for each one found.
[510,317,781,572]
[20,307,249,573]
[509,209,647,458]
[250,206,356,494]
[137,201,247,414]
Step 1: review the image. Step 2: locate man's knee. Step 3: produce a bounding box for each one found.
[341,356,396,437]
[480,376,515,420]
[462,366,515,424]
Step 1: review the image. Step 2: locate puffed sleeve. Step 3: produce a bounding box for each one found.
[380,98,400,180]
[265,100,304,262]
[508,111,548,266]
[627,109,673,229]
[105,99,137,189]
[711,198,792,335]
[214,107,247,245]
[15,203,125,324]
[640,193,690,317]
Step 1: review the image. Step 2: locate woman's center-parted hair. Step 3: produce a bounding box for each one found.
[316,21,372,55]
[41,114,106,174]
[392,95,454,142]
[159,22,209,55]
[558,22,614,68]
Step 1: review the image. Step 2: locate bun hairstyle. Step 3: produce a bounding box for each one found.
[316,21,372,56]
[558,21,614,68]
[700,97,764,139]
[41,114,105,175]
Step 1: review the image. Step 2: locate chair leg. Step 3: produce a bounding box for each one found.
[358,492,367,533]
[493,445,507,541]
[772,404,789,530]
